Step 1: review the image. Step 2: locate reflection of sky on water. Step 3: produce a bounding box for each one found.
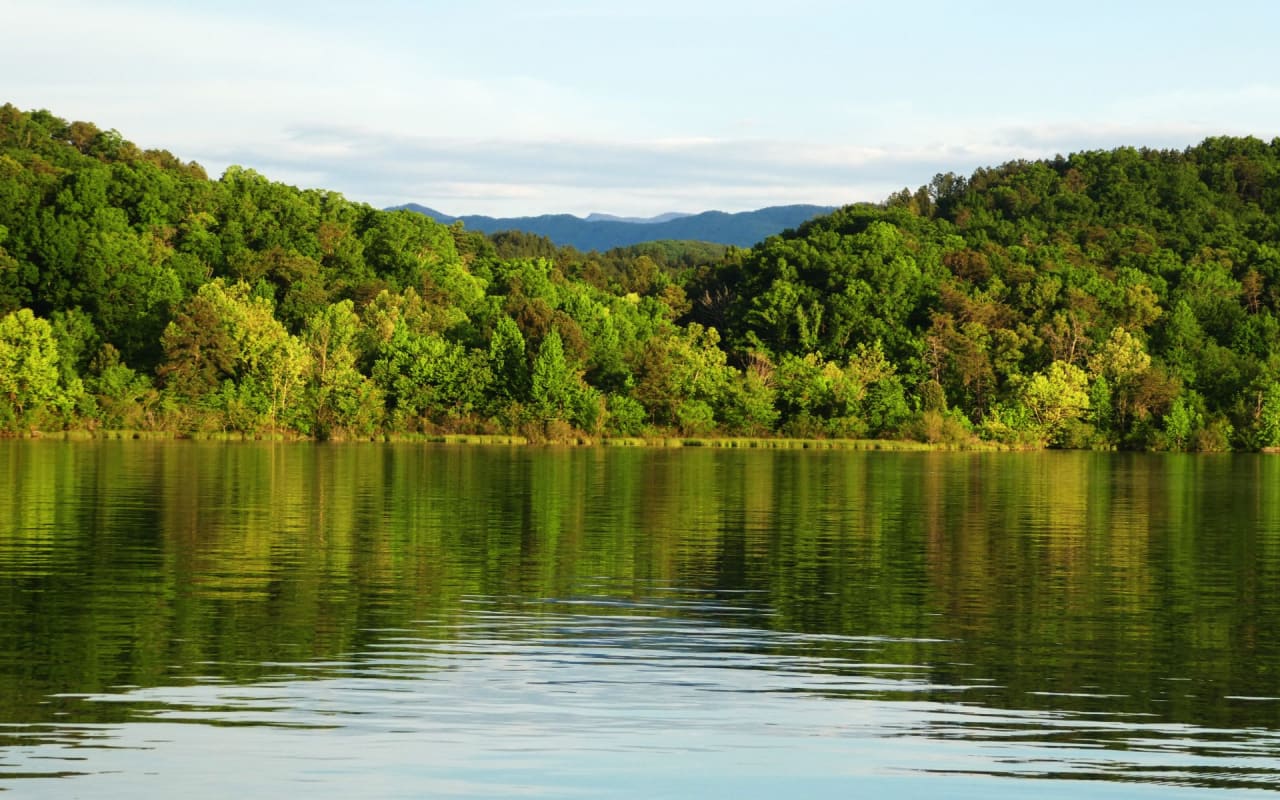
[6,608,1279,799]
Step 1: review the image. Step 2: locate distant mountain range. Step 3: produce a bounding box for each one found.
[582,211,693,224]
[389,203,837,250]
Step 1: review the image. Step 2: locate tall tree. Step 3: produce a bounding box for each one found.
[0,308,63,427]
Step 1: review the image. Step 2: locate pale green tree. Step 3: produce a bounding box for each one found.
[1020,360,1091,444]
[303,300,383,436]
[0,308,63,427]
[160,279,309,432]
[632,323,734,428]
[1088,327,1151,434]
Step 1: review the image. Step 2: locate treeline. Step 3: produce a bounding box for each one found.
[689,136,1280,450]
[2,102,1280,449]
[0,105,723,440]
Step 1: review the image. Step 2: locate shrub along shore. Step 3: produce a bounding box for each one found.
[8,429,1008,451]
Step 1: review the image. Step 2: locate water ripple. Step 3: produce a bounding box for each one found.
[5,607,1279,797]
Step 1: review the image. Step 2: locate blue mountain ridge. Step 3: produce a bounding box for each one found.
[388,203,837,250]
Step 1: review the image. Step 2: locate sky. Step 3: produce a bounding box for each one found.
[5,0,1280,217]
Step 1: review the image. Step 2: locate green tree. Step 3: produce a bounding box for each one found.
[0,308,63,427]
[1160,392,1204,452]
[633,323,734,429]
[1257,382,1280,449]
[159,280,308,431]
[1019,360,1091,445]
[1088,327,1152,435]
[530,328,577,424]
[302,300,382,436]
[370,323,490,429]
[488,314,530,406]
[719,354,780,435]
[88,343,154,429]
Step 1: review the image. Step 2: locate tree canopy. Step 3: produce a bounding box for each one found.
[4,103,1280,450]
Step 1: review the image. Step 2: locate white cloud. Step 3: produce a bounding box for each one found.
[219,111,1280,217]
[205,127,959,214]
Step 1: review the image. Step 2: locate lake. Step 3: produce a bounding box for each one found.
[1,441,1278,798]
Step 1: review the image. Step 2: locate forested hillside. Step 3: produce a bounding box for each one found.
[2,102,1280,449]
[689,137,1280,450]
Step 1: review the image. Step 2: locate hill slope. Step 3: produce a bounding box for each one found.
[390,203,835,250]
[690,136,1280,449]
[4,103,1280,451]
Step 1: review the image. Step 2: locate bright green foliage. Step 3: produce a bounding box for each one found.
[863,377,910,436]
[303,300,383,436]
[719,358,780,435]
[159,280,307,431]
[563,288,633,393]
[774,353,854,436]
[362,210,483,311]
[89,228,183,369]
[49,308,99,386]
[675,400,716,435]
[632,323,733,430]
[1087,374,1115,443]
[371,322,491,430]
[530,328,577,424]
[487,314,530,406]
[723,210,937,363]
[605,393,648,436]
[1020,361,1091,445]
[771,341,905,437]
[232,246,329,332]
[88,344,154,429]
[1160,392,1205,452]
[0,308,63,427]
[1258,383,1280,449]
[978,401,1037,446]
[1088,327,1153,438]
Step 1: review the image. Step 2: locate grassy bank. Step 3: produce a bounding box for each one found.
[9,429,1017,451]
[600,436,1003,450]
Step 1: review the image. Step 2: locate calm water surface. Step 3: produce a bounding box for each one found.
[1,442,1278,798]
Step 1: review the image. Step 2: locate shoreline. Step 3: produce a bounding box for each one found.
[3,429,1015,451]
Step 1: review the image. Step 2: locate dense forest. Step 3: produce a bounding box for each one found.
[2,102,1280,450]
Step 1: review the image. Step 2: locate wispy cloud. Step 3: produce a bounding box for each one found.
[210,127,932,214]
[209,119,1266,217]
